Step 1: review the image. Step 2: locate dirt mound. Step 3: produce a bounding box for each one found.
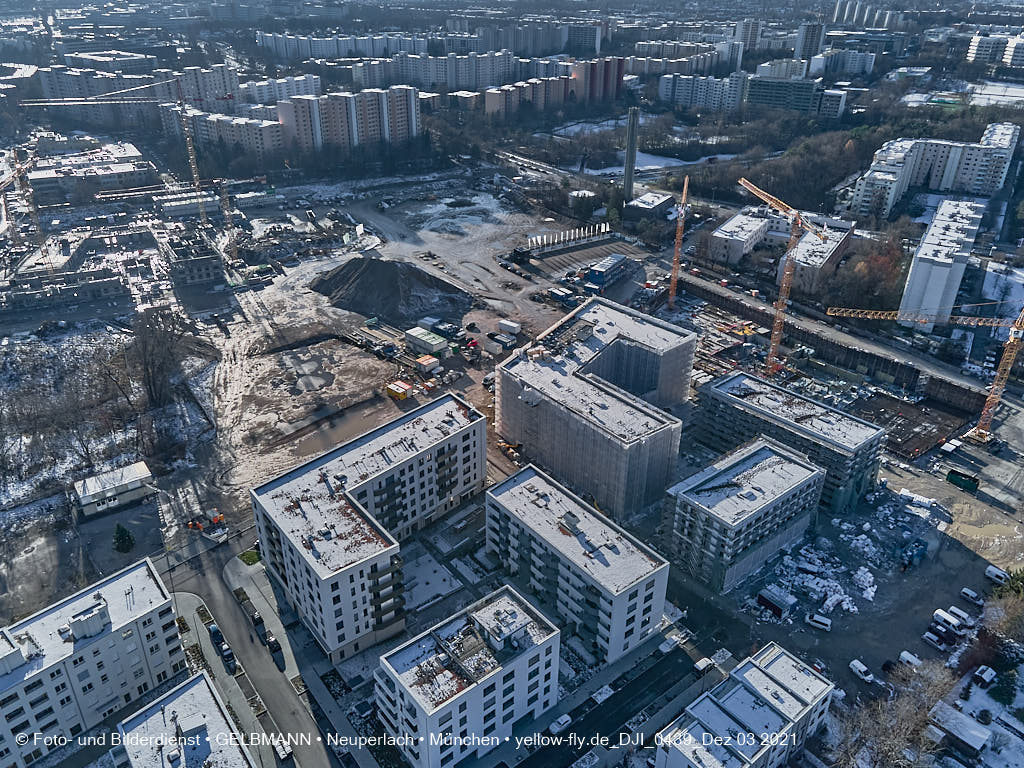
[311,256,473,326]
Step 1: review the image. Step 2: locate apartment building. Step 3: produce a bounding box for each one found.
[850,122,1020,218]
[240,73,321,104]
[657,71,747,111]
[745,75,822,113]
[38,66,158,127]
[62,50,156,74]
[484,76,572,118]
[756,58,809,79]
[0,559,183,768]
[966,34,1011,64]
[654,643,833,768]
[278,85,421,154]
[897,199,985,332]
[252,395,485,662]
[734,19,764,51]
[663,439,824,592]
[486,466,669,663]
[375,586,559,768]
[795,22,826,60]
[159,103,284,160]
[26,142,158,204]
[111,673,256,768]
[496,297,695,519]
[698,372,885,517]
[809,47,876,75]
[256,32,434,60]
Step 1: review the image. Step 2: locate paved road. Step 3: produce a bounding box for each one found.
[157,535,343,768]
[518,647,696,768]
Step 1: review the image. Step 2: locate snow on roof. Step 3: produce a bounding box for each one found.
[382,586,556,712]
[487,466,667,594]
[708,372,884,453]
[501,297,692,444]
[73,460,152,501]
[929,701,992,752]
[252,395,482,577]
[0,559,168,692]
[659,642,833,767]
[117,672,256,768]
[668,439,822,527]
[787,225,849,268]
[626,192,672,209]
[914,199,984,265]
[713,213,768,242]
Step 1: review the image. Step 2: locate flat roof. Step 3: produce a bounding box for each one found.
[1,559,168,692]
[668,439,822,527]
[713,213,768,242]
[73,460,152,500]
[788,225,849,268]
[914,199,984,265]
[117,673,256,768]
[626,192,673,209]
[252,395,482,577]
[501,298,692,445]
[488,465,667,594]
[707,372,884,453]
[382,587,557,712]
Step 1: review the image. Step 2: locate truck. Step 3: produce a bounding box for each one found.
[946,469,980,493]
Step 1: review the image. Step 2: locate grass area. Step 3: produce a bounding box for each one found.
[239,549,262,566]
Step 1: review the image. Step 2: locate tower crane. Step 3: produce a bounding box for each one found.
[21,77,209,226]
[827,304,1024,443]
[667,175,689,311]
[737,177,827,376]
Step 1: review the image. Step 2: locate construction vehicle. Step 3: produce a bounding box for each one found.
[667,175,689,311]
[826,304,1024,442]
[737,178,828,376]
[946,468,980,493]
[22,77,210,226]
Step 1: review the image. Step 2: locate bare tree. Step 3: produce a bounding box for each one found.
[130,310,187,409]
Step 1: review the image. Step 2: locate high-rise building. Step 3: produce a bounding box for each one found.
[375,586,559,768]
[744,75,820,113]
[0,560,183,768]
[966,34,1010,64]
[850,122,1020,218]
[795,22,827,60]
[565,23,603,55]
[663,438,824,592]
[486,465,669,662]
[653,643,833,768]
[897,200,985,332]
[240,73,321,104]
[733,19,764,52]
[496,297,695,519]
[658,71,747,111]
[697,372,885,516]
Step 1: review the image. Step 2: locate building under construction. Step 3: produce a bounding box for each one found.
[158,227,225,287]
[496,296,696,519]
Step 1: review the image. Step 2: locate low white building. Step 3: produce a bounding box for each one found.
[663,438,824,592]
[897,199,985,332]
[72,461,153,517]
[0,559,183,768]
[375,586,559,768]
[654,642,833,768]
[111,672,257,768]
[486,465,669,663]
[252,394,486,662]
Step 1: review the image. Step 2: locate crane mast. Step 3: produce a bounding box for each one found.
[667,175,689,311]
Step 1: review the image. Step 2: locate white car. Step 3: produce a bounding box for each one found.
[849,660,874,683]
[548,714,572,735]
[960,587,985,607]
[922,631,948,652]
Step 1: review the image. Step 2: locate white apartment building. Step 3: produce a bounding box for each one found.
[496,298,695,520]
[850,122,1020,218]
[0,559,183,768]
[486,466,669,663]
[897,199,985,332]
[240,73,321,104]
[755,58,809,79]
[795,22,826,60]
[111,672,256,768]
[663,438,824,592]
[809,47,875,75]
[654,642,833,768]
[252,395,485,663]
[966,34,1012,64]
[658,71,747,111]
[160,103,284,160]
[375,586,559,768]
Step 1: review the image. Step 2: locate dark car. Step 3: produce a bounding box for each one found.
[220,643,236,673]
[250,611,264,627]
[208,623,224,646]
[267,633,281,653]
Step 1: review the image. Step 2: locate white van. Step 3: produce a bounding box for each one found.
[933,608,965,635]
[946,605,976,628]
[805,613,832,632]
[960,587,984,607]
[849,659,874,683]
[899,651,923,668]
[985,565,1010,585]
[922,631,948,652]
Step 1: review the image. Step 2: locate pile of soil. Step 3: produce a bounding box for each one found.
[311,256,473,326]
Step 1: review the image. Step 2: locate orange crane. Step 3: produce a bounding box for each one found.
[737,177,827,376]
[827,304,1024,442]
[21,77,209,226]
[667,175,689,311]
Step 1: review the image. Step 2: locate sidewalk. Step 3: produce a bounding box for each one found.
[174,591,281,768]
[224,555,381,768]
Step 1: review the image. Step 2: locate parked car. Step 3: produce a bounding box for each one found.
[985,565,1010,585]
[267,633,281,653]
[849,660,874,683]
[220,643,236,673]
[922,631,948,652]
[899,651,923,668]
[549,714,572,735]
[250,611,264,627]
[208,623,224,646]
[947,605,976,629]
[960,587,985,607]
